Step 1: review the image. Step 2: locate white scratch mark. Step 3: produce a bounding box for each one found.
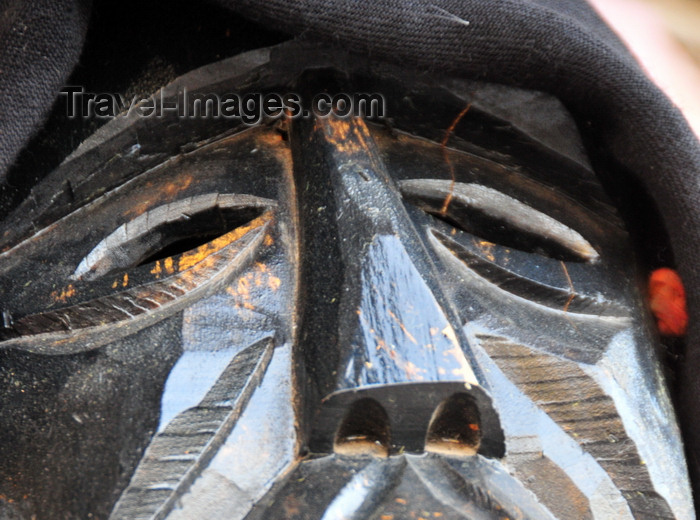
[429,5,470,27]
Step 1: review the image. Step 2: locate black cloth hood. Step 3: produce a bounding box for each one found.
[2,0,700,502]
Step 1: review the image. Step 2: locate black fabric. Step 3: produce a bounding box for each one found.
[0,0,90,176]
[1,0,700,502]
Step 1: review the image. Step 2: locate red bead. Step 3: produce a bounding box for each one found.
[648,267,688,337]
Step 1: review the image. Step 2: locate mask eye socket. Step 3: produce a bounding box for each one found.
[73,194,272,281]
[400,179,630,320]
[0,194,276,349]
[399,179,598,263]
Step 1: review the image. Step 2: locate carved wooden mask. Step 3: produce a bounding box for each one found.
[0,42,692,519]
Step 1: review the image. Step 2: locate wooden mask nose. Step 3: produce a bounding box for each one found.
[289,110,503,457]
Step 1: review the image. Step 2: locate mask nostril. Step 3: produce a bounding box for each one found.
[425,393,481,457]
[334,398,390,457]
